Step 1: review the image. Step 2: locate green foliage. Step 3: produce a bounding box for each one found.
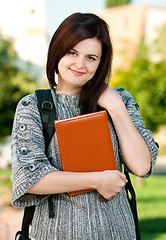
[111,25,166,131]
[151,23,166,60]
[106,0,131,8]
[0,34,38,139]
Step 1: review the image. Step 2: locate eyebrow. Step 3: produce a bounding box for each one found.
[72,48,100,58]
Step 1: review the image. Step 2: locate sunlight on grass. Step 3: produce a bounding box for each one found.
[131,175,166,240]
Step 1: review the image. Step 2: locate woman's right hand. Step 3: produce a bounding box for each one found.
[94,170,128,200]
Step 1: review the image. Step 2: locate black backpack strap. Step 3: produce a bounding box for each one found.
[15,206,35,240]
[36,88,57,216]
[35,89,57,151]
[15,89,57,240]
[125,170,141,240]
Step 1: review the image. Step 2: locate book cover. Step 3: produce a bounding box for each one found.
[54,110,117,196]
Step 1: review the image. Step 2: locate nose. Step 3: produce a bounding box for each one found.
[75,56,85,69]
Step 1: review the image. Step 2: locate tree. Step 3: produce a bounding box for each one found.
[0,34,38,140]
[110,24,166,131]
[106,0,131,8]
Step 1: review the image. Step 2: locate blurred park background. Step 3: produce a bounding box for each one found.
[0,0,166,239]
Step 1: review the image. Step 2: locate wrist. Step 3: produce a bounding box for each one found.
[88,172,100,190]
[107,99,126,119]
[103,90,124,112]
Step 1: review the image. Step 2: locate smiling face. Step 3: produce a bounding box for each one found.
[57,38,102,94]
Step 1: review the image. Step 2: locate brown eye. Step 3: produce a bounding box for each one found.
[87,56,96,61]
[69,51,76,56]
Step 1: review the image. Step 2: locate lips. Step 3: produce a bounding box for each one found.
[70,68,86,76]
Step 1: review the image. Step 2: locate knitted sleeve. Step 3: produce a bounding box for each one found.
[11,94,57,207]
[115,88,159,177]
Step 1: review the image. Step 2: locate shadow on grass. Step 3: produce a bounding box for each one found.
[137,196,166,203]
[139,217,166,240]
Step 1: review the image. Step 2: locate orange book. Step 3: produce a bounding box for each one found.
[54,110,117,196]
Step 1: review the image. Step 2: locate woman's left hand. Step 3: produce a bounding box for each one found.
[97,85,122,111]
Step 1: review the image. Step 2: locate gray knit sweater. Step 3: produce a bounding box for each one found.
[11,88,159,240]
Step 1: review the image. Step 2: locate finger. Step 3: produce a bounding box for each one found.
[119,172,128,183]
[119,179,127,188]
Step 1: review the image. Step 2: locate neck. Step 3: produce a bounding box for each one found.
[56,84,81,95]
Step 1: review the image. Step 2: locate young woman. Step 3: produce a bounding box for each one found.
[11,13,159,240]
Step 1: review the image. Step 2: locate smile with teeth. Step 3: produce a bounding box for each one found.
[69,68,86,76]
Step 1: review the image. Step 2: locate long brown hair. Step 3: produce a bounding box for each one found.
[46,13,113,113]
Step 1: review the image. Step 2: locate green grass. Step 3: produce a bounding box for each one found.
[0,169,12,188]
[0,169,12,178]
[131,175,166,240]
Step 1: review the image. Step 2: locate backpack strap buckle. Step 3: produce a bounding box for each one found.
[41,101,53,125]
[41,101,53,111]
